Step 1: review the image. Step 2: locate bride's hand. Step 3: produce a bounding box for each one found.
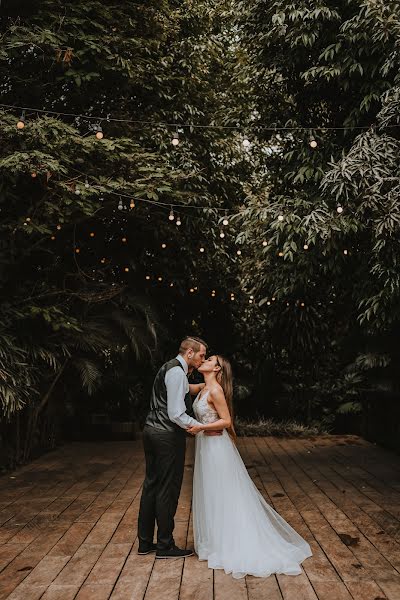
[187,424,203,435]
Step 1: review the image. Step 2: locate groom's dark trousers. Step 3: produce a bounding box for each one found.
[138,426,186,549]
[138,358,192,550]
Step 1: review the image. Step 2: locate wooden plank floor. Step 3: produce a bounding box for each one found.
[0,435,399,599]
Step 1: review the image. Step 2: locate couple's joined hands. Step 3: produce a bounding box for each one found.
[187,425,223,436]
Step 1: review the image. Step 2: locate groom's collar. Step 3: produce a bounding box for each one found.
[176,354,189,375]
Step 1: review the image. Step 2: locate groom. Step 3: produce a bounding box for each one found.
[137,336,220,558]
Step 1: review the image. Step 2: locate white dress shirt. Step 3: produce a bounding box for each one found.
[165,354,202,429]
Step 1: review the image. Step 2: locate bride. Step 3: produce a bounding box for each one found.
[187,355,312,579]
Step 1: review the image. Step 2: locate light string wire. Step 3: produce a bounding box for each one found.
[2,102,399,132]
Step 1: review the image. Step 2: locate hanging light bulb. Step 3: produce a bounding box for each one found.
[242,135,250,148]
[17,111,25,130]
[278,251,284,257]
[337,205,343,214]
[130,199,135,209]
[95,124,104,139]
[343,249,348,255]
[118,201,123,211]
[303,244,309,250]
[75,248,80,254]
[170,282,174,287]
[145,275,150,280]
[278,214,284,222]
[122,237,127,243]
[309,135,317,148]
[176,215,182,226]
[124,267,129,272]
[85,178,90,188]
[200,247,205,253]
[237,250,242,255]
[267,301,271,305]
[90,232,95,237]
[219,231,225,239]
[172,132,179,146]
[190,288,195,293]
[168,208,175,221]
[51,235,56,241]
[161,243,167,249]
[262,240,268,246]
[158,276,163,281]
[56,224,61,230]
[222,218,229,226]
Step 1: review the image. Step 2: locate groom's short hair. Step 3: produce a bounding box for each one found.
[179,336,208,354]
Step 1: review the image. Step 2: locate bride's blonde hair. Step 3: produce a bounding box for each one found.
[215,355,237,443]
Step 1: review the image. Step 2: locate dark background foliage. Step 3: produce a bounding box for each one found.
[1,0,399,468]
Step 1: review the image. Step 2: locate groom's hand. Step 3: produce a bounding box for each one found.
[204,431,223,436]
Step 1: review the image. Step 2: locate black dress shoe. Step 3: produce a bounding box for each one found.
[138,542,157,555]
[156,544,194,559]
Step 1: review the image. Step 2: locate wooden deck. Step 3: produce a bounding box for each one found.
[0,435,399,600]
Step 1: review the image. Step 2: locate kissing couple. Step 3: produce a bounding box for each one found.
[137,336,312,579]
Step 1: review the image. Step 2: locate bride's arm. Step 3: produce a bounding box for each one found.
[187,388,231,433]
[189,382,205,395]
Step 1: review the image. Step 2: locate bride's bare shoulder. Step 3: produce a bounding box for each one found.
[208,384,225,402]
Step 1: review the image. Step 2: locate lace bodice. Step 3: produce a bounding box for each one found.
[193,390,219,424]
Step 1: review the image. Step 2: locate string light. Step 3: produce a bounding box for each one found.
[101,258,106,263]
[85,178,90,188]
[3,102,397,134]
[168,208,175,221]
[219,231,225,239]
[161,243,167,249]
[124,267,129,272]
[145,275,150,280]
[262,240,268,246]
[118,200,123,211]
[278,215,284,222]
[122,237,127,243]
[170,282,174,287]
[242,135,250,148]
[278,251,284,257]
[130,199,135,209]
[31,172,37,178]
[16,111,25,129]
[200,247,205,253]
[272,297,276,301]
[75,248,80,253]
[190,288,195,293]
[303,244,309,250]
[172,132,180,146]
[300,302,305,307]
[56,224,61,230]
[309,135,317,148]
[267,301,271,305]
[95,124,104,140]
[236,250,242,255]
[26,217,31,222]
[222,218,229,226]
[337,205,343,213]
[158,276,163,281]
[90,232,95,237]
[343,249,348,255]
[51,235,56,240]
[176,215,182,226]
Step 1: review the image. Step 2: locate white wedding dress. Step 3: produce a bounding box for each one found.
[192,390,312,579]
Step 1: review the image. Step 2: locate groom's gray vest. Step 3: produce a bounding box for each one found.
[145,358,193,433]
